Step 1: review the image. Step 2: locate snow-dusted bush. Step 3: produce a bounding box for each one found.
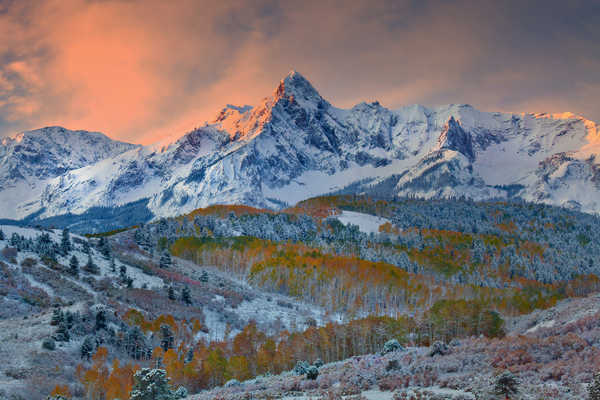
[429,341,450,357]
[294,360,310,375]
[306,365,319,380]
[382,339,403,354]
[173,386,187,399]
[225,379,241,387]
[493,370,519,398]
[42,338,55,351]
[129,368,183,400]
[589,372,600,400]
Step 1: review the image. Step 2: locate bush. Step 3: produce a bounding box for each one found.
[224,379,241,388]
[21,257,37,267]
[42,338,56,351]
[386,359,400,371]
[493,370,519,398]
[129,368,182,400]
[173,386,187,399]
[306,365,319,380]
[428,341,450,357]
[294,360,309,375]
[1,247,18,261]
[313,358,324,368]
[381,339,403,354]
[590,372,600,400]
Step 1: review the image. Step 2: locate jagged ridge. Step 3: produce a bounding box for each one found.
[0,71,599,228]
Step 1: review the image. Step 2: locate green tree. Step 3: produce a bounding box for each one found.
[60,228,71,255]
[494,370,519,399]
[159,251,172,269]
[69,255,79,276]
[129,368,186,400]
[181,286,192,305]
[589,372,600,400]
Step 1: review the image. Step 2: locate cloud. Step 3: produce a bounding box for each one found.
[0,0,598,144]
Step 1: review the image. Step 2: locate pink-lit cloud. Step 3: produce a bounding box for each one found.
[0,0,598,144]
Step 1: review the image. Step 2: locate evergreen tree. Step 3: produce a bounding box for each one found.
[84,253,99,274]
[110,256,116,273]
[200,270,208,283]
[95,310,107,331]
[53,321,70,342]
[64,310,75,329]
[160,324,174,351]
[80,336,95,360]
[168,286,176,301]
[306,365,319,380]
[181,286,192,305]
[98,237,111,258]
[0,228,4,241]
[60,228,71,255]
[125,326,150,360]
[82,240,91,254]
[69,255,79,276]
[493,370,519,399]
[50,308,63,326]
[159,251,172,269]
[129,368,185,400]
[589,372,600,400]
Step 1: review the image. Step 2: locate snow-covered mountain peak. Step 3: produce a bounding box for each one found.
[2,72,600,225]
[0,126,138,185]
[436,116,474,161]
[274,70,326,109]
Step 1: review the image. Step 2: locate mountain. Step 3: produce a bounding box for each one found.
[1,71,599,228]
[0,126,139,219]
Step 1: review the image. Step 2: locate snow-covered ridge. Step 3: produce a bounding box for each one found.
[1,71,599,227]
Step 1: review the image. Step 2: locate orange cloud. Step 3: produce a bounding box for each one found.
[0,0,598,144]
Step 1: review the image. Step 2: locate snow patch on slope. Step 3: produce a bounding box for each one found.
[335,211,390,234]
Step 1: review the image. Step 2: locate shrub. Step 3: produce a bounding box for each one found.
[428,341,450,357]
[306,365,319,380]
[224,379,241,387]
[381,339,403,354]
[21,257,37,267]
[42,338,56,351]
[294,360,309,376]
[590,372,600,400]
[386,359,400,371]
[493,370,519,398]
[129,368,184,400]
[1,247,18,261]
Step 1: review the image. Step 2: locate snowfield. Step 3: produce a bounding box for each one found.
[334,211,391,234]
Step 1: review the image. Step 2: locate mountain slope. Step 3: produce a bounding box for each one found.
[0,126,139,219]
[1,72,599,228]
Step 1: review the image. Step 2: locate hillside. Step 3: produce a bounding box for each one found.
[189,292,600,400]
[0,196,598,398]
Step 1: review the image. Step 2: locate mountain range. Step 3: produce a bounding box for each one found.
[1,71,599,228]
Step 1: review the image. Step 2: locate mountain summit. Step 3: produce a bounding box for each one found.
[0,72,598,229]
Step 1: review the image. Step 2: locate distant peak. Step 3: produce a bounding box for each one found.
[285,69,305,81]
[437,116,474,160]
[275,70,322,103]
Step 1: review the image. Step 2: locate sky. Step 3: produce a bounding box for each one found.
[0,0,599,144]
